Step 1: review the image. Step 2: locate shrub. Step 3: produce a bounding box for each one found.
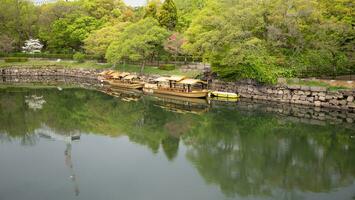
[159,64,175,71]
[0,52,74,59]
[73,52,85,63]
[4,57,28,62]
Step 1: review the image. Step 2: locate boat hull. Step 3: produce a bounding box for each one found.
[106,80,144,89]
[210,91,240,98]
[153,89,208,98]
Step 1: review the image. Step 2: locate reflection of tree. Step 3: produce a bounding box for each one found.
[162,136,180,161]
[0,87,355,198]
[65,143,80,196]
[184,109,355,197]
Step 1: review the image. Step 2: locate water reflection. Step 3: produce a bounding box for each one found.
[0,87,354,199]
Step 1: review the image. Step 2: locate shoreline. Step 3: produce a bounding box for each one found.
[1,67,354,112]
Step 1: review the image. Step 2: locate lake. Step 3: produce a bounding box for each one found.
[0,86,354,200]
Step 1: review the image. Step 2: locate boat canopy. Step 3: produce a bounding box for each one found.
[112,72,130,79]
[155,77,170,82]
[178,79,207,85]
[123,75,138,80]
[167,75,186,82]
[99,70,114,76]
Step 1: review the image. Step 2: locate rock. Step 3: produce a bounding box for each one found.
[292,95,300,100]
[329,99,339,105]
[314,101,321,107]
[347,96,354,102]
[288,85,301,90]
[301,86,310,91]
[319,96,326,101]
[310,86,327,92]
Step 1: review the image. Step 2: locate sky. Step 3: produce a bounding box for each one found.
[123,0,146,7]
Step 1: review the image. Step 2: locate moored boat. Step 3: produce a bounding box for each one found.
[152,77,208,98]
[153,89,208,98]
[106,80,144,89]
[210,91,240,99]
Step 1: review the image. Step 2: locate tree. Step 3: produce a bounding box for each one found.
[0,0,38,50]
[81,0,126,20]
[84,22,129,60]
[0,34,15,53]
[144,0,161,19]
[158,0,178,31]
[37,0,82,48]
[164,32,185,62]
[105,17,169,73]
[174,0,205,31]
[47,15,102,52]
[22,39,43,53]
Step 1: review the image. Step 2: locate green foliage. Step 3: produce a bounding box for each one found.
[84,22,129,59]
[4,57,29,63]
[158,0,178,31]
[144,0,161,19]
[0,0,353,82]
[184,0,354,83]
[48,15,103,52]
[0,0,38,50]
[159,64,176,71]
[105,17,169,69]
[73,52,86,63]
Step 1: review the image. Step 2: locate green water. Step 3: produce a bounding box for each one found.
[0,87,354,200]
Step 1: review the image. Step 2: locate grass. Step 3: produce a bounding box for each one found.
[0,59,201,78]
[286,78,351,91]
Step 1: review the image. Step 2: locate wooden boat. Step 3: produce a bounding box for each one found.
[106,80,144,89]
[153,88,208,98]
[210,91,240,99]
[153,77,209,98]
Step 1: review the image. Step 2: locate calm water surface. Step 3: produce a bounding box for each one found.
[0,87,354,200]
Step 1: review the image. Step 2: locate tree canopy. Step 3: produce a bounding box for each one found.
[0,0,353,83]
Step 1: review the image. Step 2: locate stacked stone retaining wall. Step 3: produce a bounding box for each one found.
[211,80,355,112]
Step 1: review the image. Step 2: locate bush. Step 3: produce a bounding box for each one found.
[0,52,74,59]
[4,57,29,62]
[73,52,85,63]
[159,64,175,71]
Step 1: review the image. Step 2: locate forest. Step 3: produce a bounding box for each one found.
[0,0,353,83]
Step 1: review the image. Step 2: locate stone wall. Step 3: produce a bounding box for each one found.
[211,80,355,112]
[1,67,100,79]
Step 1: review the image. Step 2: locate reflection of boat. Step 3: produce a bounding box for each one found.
[100,87,142,102]
[152,76,208,98]
[151,94,210,114]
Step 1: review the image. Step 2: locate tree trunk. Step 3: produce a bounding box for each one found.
[140,60,145,74]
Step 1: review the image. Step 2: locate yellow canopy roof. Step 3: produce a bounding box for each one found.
[123,75,138,80]
[155,77,169,82]
[111,72,130,79]
[178,79,206,85]
[99,70,114,75]
[167,75,186,82]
